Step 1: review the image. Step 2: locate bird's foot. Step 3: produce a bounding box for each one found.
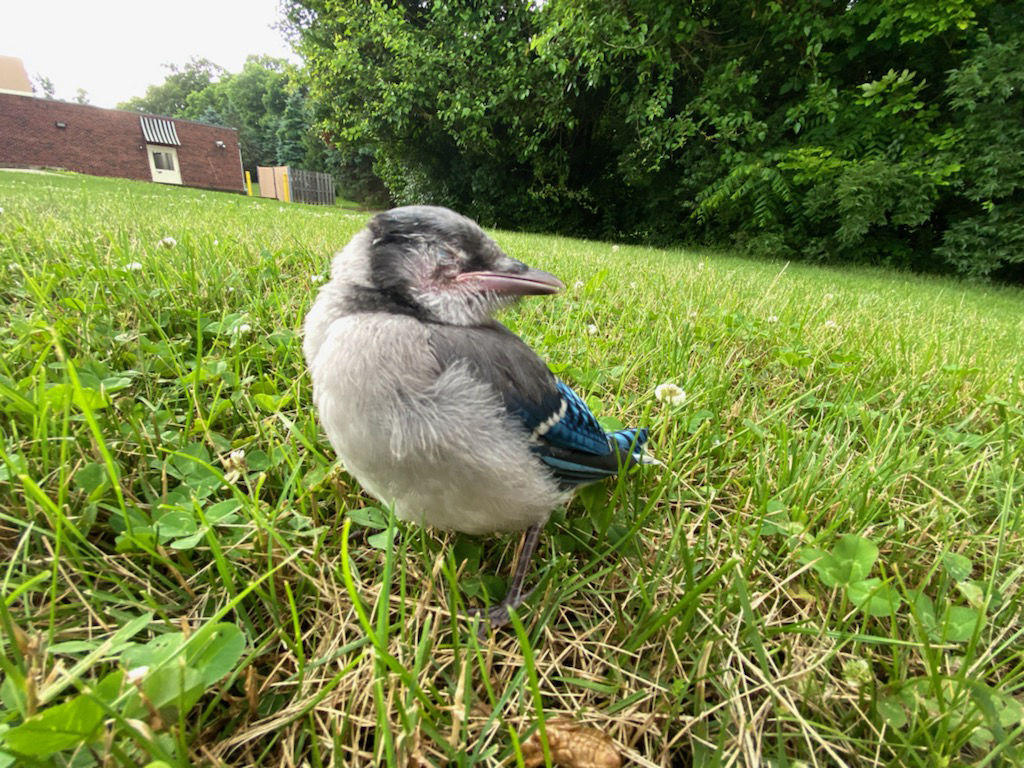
[464,522,544,639]
[346,524,401,548]
[466,584,537,638]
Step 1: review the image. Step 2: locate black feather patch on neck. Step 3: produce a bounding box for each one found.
[343,284,432,320]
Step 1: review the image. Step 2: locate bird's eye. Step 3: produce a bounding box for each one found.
[436,250,461,275]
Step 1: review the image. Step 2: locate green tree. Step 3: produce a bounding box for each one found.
[182,55,296,173]
[121,55,302,174]
[937,25,1024,279]
[196,106,228,127]
[286,1,590,228]
[33,74,56,99]
[276,90,310,167]
[118,58,226,115]
[286,0,1024,280]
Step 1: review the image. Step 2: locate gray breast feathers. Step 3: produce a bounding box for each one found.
[304,312,566,534]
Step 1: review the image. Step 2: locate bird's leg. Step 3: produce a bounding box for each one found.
[500,522,543,612]
[470,522,544,633]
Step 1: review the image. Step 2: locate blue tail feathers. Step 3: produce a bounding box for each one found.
[536,424,651,488]
[608,427,649,460]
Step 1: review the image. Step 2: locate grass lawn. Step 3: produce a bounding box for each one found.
[1,171,1022,767]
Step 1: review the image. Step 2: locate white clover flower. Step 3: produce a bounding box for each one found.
[311,274,325,284]
[688,310,698,320]
[587,324,598,335]
[573,280,585,290]
[237,323,252,334]
[213,239,219,246]
[629,281,638,289]
[0,206,5,214]
[227,286,235,293]
[158,236,177,248]
[222,449,247,482]
[123,261,143,271]
[766,314,779,323]
[655,383,686,405]
[824,319,839,329]
[611,245,620,253]
[125,666,149,684]
[824,292,835,301]
[843,658,873,689]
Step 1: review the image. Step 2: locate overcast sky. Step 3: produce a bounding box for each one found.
[0,0,299,108]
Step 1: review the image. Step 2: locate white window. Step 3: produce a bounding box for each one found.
[153,151,174,171]
[147,144,182,185]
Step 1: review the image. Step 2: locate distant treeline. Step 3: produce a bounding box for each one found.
[284,0,1023,281]
[118,56,388,204]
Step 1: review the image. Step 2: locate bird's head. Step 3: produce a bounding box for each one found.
[335,205,564,326]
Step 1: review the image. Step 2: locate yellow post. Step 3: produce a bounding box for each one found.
[245,170,253,196]
[281,168,290,203]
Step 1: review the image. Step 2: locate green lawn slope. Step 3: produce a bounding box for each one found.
[1,171,1022,767]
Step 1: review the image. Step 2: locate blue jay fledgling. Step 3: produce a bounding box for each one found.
[303,205,650,629]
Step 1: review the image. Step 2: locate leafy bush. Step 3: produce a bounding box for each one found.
[938,31,1024,278]
[285,0,1024,280]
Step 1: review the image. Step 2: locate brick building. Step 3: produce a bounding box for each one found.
[0,91,244,193]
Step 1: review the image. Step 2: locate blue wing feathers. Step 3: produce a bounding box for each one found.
[609,427,649,455]
[537,380,610,455]
[532,380,649,488]
[426,323,648,489]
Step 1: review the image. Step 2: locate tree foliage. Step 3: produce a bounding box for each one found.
[32,74,56,99]
[286,0,1024,279]
[276,90,310,167]
[179,55,296,173]
[119,58,226,117]
[119,56,321,176]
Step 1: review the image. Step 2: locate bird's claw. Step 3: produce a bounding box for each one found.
[466,584,538,638]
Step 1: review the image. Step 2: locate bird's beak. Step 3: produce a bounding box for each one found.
[456,266,564,296]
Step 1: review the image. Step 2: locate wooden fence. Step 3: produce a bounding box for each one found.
[256,166,335,206]
[287,167,335,206]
